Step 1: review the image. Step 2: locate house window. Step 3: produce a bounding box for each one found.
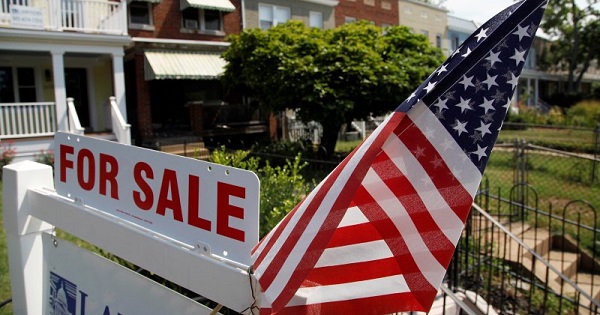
[309,11,323,28]
[17,68,36,102]
[129,1,153,27]
[0,67,15,103]
[421,30,429,38]
[0,67,36,103]
[421,11,428,18]
[259,4,290,30]
[436,34,442,48]
[182,8,223,32]
[344,16,356,24]
[452,35,460,51]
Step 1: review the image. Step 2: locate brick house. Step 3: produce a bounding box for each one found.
[124,0,246,147]
[335,0,398,27]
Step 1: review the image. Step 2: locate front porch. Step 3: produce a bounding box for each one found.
[0,0,127,35]
[1,97,130,161]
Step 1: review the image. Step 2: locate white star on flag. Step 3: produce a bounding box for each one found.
[251,1,548,314]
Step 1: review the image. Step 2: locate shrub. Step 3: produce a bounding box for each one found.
[35,149,55,167]
[208,146,311,237]
[566,99,600,128]
[0,141,16,176]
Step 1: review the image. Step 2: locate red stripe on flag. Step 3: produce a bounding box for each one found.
[326,222,382,248]
[371,151,456,266]
[304,257,401,286]
[353,184,437,309]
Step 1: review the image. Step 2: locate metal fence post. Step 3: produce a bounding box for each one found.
[592,123,599,184]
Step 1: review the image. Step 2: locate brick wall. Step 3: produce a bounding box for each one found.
[335,0,398,26]
[128,0,242,40]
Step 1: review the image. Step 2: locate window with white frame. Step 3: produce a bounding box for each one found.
[259,4,290,30]
[182,8,223,32]
[344,16,356,24]
[129,1,153,28]
[435,34,442,48]
[0,67,36,103]
[309,11,323,28]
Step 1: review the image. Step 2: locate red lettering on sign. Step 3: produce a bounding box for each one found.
[188,175,211,231]
[77,149,95,191]
[217,182,245,242]
[99,153,119,199]
[133,162,153,210]
[156,169,184,222]
[59,144,74,183]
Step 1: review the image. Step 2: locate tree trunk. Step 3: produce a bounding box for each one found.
[320,121,343,159]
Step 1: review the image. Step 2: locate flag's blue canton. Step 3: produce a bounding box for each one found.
[395,0,547,174]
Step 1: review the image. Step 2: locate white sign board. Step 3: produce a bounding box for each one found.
[10,5,44,29]
[42,233,219,315]
[54,132,260,266]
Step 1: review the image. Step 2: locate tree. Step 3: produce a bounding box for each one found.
[221,21,444,157]
[541,0,600,95]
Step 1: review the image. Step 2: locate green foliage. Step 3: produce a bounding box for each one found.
[208,147,310,237]
[540,0,600,93]
[34,149,55,167]
[505,105,566,125]
[222,20,445,155]
[566,99,600,128]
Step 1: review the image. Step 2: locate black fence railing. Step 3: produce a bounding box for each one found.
[443,180,600,314]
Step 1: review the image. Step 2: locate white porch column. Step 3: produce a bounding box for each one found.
[51,50,67,131]
[112,51,127,121]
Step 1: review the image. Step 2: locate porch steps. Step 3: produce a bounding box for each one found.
[487,218,600,313]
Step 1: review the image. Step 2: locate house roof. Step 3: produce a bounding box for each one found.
[447,15,478,34]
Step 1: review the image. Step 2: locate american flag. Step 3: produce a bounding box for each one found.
[251,0,547,314]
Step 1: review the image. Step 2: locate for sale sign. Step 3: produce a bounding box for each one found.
[54,132,259,266]
[42,233,218,315]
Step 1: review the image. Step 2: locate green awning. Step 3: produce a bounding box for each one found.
[180,0,235,12]
[144,51,226,80]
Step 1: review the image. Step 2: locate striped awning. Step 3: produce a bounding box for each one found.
[144,51,226,80]
[180,0,235,12]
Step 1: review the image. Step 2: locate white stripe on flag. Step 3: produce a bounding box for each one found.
[287,275,410,306]
[407,101,482,197]
[381,135,466,246]
[338,206,368,227]
[315,240,394,268]
[362,167,447,288]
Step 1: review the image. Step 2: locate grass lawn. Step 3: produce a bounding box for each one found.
[497,125,598,153]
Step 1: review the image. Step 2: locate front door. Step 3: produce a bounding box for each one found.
[65,68,90,129]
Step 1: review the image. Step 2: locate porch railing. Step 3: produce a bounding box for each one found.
[66,97,84,136]
[0,102,57,139]
[0,0,126,35]
[108,96,131,145]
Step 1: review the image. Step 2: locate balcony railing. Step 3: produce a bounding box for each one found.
[0,102,57,139]
[0,0,127,35]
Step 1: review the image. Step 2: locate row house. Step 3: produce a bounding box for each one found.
[124,0,243,148]
[398,0,447,54]
[1,0,131,161]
